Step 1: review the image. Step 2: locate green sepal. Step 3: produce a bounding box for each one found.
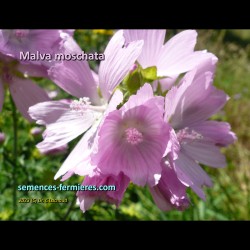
[141,66,157,83]
[124,70,142,94]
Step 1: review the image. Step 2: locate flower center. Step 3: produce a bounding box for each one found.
[176,127,203,145]
[70,97,106,115]
[125,127,143,145]
[70,97,91,112]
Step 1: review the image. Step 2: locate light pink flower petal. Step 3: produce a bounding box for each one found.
[54,122,99,180]
[149,185,173,211]
[157,30,215,76]
[29,100,70,125]
[59,32,82,54]
[158,52,215,77]
[178,87,228,129]
[77,196,95,213]
[182,141,226,168]
[165,59,228,129]
[60,172,74,182]
[91,70,99,86]
[122,83,153,109]
[150,162,190,211]
[152,80,158,92]
[28,30,63,52]
[158,75,178,92]
[9,77,50,121]
[29,100,98,151]
[49,59,100,105]
[106,174,130,203]
[77,172,130,212]
[99,30,144,100]
[41,144,68,156]
[62,30,75,36]
[174,153,213,200]
[164,86,178,122]
[191,121,237,147]
[164,68,199,123]
[18,63,48,78]
[123,29,166,69]
[163,127,180,161]
[104,89,123,115]
[122,83,164,112]
[0,80,4,112]
[90,90,124,148]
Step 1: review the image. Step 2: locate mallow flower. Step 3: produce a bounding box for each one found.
[29,30,144,178]
[123,29,213,91]
[164,58,237,200]
[70,83,171,212]
[91,83,170,186]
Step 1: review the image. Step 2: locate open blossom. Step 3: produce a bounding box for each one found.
[0,53,50,121]
[164,58,237,199]
[77,172,130,212]
[92,84,170,186]
[124,29,214,91]
[29,30,144,180]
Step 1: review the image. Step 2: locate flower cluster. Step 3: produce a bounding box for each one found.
[0,29,236,213]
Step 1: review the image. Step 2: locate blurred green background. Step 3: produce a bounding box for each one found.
[0,29,249,220]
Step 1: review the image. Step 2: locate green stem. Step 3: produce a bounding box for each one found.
[10,97,18,217]
[63,194,77,221]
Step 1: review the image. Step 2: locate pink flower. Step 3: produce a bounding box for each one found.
[164,58,237,199]
[92,84,170,186]
[29,30,143,180]
[124,29,215,91]
[77,172,130,213]
[0,53,50,121]
[149,161,190,211]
